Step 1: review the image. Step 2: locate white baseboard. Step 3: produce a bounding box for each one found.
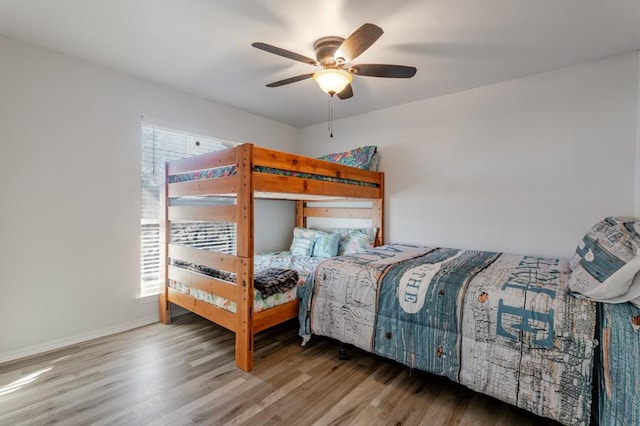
[0,315,159,365]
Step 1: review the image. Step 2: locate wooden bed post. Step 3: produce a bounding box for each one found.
[295,200,306,228]
[159,162,171,324]
[235,144,254,371]
[372,173,384,246]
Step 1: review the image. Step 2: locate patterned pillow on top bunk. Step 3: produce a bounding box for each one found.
[317,146,379,171]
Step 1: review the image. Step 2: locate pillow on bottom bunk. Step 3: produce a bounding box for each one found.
[312,232,340,258]
[290,227,317,256]
[289,226,379,258]
[332,227,378,255]
[290,227,341,258]
[569,217,640,306]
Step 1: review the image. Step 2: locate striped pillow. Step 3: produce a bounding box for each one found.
[289,227,318,256]
[569,217,640,303]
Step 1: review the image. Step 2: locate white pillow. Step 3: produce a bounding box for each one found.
[569,217,640,304]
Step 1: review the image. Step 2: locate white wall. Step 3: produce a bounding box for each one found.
[300,52,640,259]
[0,35,298,362]
[636,53,640,217]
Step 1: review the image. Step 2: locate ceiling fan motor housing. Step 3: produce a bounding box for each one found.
[313,36,345,67]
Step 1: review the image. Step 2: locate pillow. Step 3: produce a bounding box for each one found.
[289,227,317,256]
[332,227,378,255]
[368,152,381,171]
[568,217,640,303]
[341,233,372,255]
[312,232,341,258]
[318,146,378,170]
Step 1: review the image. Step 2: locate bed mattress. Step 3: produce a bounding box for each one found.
[169,251,323,314]
[167,164,377,187]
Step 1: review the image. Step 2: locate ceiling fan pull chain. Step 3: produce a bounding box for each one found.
[328,97,333,138]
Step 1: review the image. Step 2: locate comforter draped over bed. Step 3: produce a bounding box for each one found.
[299,243,597,426]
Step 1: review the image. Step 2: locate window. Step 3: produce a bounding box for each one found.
[140,123,235,297]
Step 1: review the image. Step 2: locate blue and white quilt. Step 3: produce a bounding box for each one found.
[299,243,597,426]
[597,302,640,426]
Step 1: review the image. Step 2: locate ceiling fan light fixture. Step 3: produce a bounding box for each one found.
[313,68,352,96]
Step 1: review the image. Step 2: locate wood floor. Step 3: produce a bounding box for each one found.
[0,314,559,426]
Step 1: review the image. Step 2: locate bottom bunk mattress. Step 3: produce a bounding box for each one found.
[299,243,597,426]
[169,251,323,313]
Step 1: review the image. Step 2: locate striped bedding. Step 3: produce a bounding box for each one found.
[299,243,598,425]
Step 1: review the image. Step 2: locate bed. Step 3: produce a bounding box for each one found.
[158,143,384,372]
[596,301,640,426]
[299,218,640,425]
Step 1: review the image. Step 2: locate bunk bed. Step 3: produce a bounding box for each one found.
[158,143,384,372]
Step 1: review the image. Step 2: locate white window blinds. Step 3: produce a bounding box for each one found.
[140,124,235,297]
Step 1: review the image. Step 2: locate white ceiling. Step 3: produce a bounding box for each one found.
[1,0,639,128]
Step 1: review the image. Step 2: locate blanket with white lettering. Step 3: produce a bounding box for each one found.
[298,243,596,426]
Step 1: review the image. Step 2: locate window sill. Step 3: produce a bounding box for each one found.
[137,293,160,304]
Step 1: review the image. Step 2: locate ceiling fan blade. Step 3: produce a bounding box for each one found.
[252,42,317,66]
[334,23,383,63]
[350,64,417,78]
[265,73,314,87]
[337,84,353,100]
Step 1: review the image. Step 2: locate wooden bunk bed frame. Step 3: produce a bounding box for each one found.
[159,143,384,371]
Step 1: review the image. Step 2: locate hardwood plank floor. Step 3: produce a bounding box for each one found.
[0,314,559,425]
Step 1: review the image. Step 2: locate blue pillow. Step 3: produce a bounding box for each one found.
[312,233,340,258]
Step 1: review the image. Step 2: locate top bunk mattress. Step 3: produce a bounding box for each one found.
[167,164,378,187]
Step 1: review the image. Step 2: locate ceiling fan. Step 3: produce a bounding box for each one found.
[252,23,417,99]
